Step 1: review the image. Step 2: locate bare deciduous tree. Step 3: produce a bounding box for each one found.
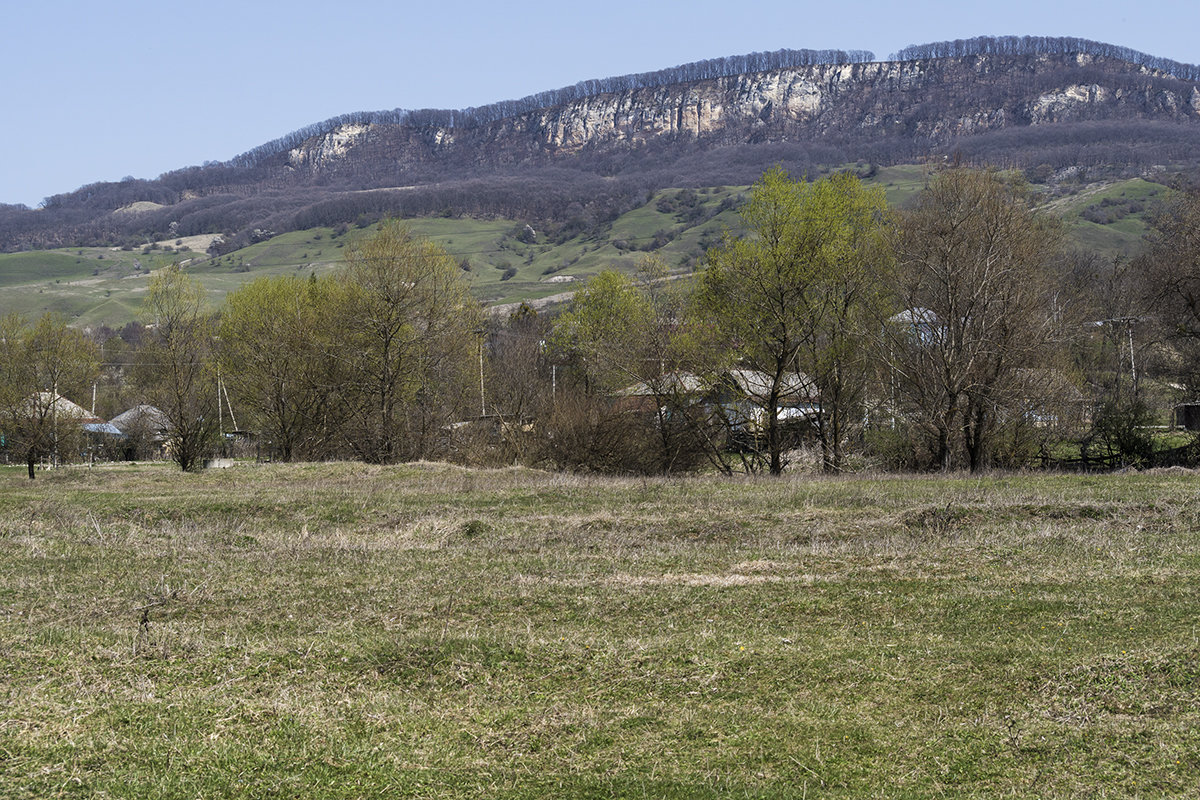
[886,168,1064,471]
[137,265,218,472]
[329,221,482,463]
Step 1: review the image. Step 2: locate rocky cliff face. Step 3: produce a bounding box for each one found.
[287,53,1200,175]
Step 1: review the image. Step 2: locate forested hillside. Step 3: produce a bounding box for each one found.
[2,36,1198,257]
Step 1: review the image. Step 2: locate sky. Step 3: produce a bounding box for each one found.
[3,0,1199,208]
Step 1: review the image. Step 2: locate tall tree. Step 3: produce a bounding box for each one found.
[137,265,218,472]
[484,303,552,424]
[552,260,724,472]
[700,168,892,474]
[887,168,1063,471]
[330,221,482,462]
[1139,184,1200,387]
[0,313,99,479]
[789,173,894,472]
[552,267,663,391]
[219,275,335,461]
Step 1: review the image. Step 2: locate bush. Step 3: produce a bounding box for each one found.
[534,391,660,474]
[1083,400,1156,468]
[863,426,932,472]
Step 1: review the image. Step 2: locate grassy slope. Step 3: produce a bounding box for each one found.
[1,461,1198,798]
[1043,178,1166,257]
[0,246,193,327]
[0,173,1167,327]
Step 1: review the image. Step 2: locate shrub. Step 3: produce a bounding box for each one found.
[1083,400,1156,468]
[534,391,660,474]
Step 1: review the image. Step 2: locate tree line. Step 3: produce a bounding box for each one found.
[0,222,484,475]
[538,167,1200,475]
[890,36,1200,82]
[231,36,1197,174]
[219,37,1200,175]
[6,166,1200,478]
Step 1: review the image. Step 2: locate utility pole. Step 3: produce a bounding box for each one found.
[1093,317,1141,401]
[1128,323,1138,398]
[221,378,238,431]
[217,364,224,438]
[52,381,58,468]
[476,329,486,418]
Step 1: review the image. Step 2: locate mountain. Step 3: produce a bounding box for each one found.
[280,47,1200,178]
[3,36,1199,253]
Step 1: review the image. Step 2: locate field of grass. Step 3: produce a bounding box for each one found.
[0,246,202,327]
[0,192,744,325]
[870,164,933,209]
[0,171,1170,328]
[1045,178,1167,258]
[441,187,744,306]
[2,461,1199,797]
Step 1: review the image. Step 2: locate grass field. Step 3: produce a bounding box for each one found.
[2,461,1198,797]
[0,189,745,326]
[1,169,1170,328]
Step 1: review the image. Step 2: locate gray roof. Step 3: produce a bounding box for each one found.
[615,372,706,397]
[889,307,940,326]
[615,369,819,403]
[27,392,101,423]
[109,405,169,434]
[724,369,817,403]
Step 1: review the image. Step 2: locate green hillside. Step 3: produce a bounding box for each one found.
[0,173,1165,328]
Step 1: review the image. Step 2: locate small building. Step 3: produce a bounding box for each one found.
[713,369,820,448]
[109,405,170,460]
[29,392,101,425]
[888,307,942,345]
[3,393,119,467]
[612,372,707,414]
[1174,403,1200,431]
[1013,369,1090,431]
[612,368,821,452]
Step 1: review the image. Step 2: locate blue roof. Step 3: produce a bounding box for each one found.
[83,422,124,436]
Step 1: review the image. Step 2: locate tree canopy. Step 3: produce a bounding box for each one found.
[887,168,1064,471]
[700,168,892,474]
[0,313,99,478]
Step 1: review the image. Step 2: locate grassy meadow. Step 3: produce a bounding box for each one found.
[0,172,1164,328]
[2,461,1199,797]
[0,188,746,327]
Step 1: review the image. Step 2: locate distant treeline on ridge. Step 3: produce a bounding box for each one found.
[890,35,1200,82]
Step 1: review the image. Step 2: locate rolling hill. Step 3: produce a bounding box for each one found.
[0,36,1197,325]
[0,169,1172,328]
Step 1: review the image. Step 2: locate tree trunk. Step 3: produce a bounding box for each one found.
[965,400,989,473]
[767,401,783,476]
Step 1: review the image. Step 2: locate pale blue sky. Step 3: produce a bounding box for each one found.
[3,0,1198,207]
